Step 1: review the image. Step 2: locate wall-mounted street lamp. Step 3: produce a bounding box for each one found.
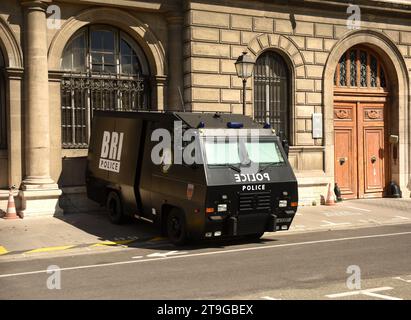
[235,51,255,115]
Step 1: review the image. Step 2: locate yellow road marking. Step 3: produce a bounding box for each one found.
[91,239,135,247]
[0,246,8,255]
[149,237,167,242]
[26,245,75,254]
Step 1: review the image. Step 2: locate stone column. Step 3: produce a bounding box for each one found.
[166,14,184,111]
[6,67,24,188]
[154,75,167,111]
[19,1,62,216]
[48,70,64,183]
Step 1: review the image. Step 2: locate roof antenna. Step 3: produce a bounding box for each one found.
[178,86,186,112]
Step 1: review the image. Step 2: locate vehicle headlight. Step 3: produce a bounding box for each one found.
[217,204,228,212]
[279,200,287,208]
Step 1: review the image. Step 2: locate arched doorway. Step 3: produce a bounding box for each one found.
[254,51,290,141]
[60,25,151,149]
[58,25,152,187]
[333,45,390,199]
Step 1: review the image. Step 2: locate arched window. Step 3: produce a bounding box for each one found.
[0,49,6,150]
[254,51,290,141]
[61,25,150,148]
[334,46,387,89]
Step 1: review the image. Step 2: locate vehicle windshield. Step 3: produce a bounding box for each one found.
[204,139,285,166]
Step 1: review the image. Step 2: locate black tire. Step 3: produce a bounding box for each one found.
[245,232,264,241]
[166,208,188,246]
[106,191,126,224]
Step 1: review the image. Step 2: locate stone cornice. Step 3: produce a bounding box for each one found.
[22,0,411,13]
[154,75,167,84]
[20,0,51,11]
[191,0,411,15]
[5,67,24,80]
[166,14,184,25]
[48,69,65,82]
[52,0,180,12]
[300,0,411,13]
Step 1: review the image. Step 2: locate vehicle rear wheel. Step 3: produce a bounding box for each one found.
[166,209,187,246]
[106,191,126,224]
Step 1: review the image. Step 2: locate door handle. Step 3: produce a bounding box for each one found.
[339,157,347,165]
[371,155,377,163]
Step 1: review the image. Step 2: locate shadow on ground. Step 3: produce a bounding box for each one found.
[56,209,159,241]
[56,207,279,252]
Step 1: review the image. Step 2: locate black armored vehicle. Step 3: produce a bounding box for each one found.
[86,111,298,245]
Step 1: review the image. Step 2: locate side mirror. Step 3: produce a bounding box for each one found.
[282,139,289,158]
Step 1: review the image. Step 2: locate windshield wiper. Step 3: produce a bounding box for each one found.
[227,164,241,173]
[229,161,255,173]
[209,164,242,172]
[258,163,281,173]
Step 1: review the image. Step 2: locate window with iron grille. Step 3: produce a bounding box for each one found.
[61,26,150,149]
[0,49,6,150]
[254,51,290,141]
[334,46,387,89]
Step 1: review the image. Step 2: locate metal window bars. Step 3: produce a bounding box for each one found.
[61,71,147,149]
[253,52,289,140]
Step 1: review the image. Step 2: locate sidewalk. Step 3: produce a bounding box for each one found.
[1,198,411,260]
[0,210,162,260]
[288,197,411,232]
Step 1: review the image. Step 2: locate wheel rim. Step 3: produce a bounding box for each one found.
[109,200,117,218]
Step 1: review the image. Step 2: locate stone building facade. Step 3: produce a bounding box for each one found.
[0,0,410,216]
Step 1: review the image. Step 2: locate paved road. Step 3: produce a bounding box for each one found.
[2,198,411,259]
[1,223,411,300]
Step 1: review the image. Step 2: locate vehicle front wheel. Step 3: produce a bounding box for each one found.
[166,209,188,246]
[245,232,264,242]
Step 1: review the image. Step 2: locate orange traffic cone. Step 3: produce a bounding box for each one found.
[4,188,18,219]
[325,183,336,206]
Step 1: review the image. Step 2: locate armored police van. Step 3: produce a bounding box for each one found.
[86,111,298,245]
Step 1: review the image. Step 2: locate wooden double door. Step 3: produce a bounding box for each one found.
[334,101,388,199]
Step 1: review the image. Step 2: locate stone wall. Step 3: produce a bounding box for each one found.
[184,0,411,203]
[0,0,176,214]
[0,0,410,212]
[45,2,171,183]
[185,1,411,144]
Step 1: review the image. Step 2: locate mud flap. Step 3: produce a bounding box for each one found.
[228,216,238,236]
[266,214,277,232]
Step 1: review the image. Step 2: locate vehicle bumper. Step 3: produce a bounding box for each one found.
[203,212,294,238]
